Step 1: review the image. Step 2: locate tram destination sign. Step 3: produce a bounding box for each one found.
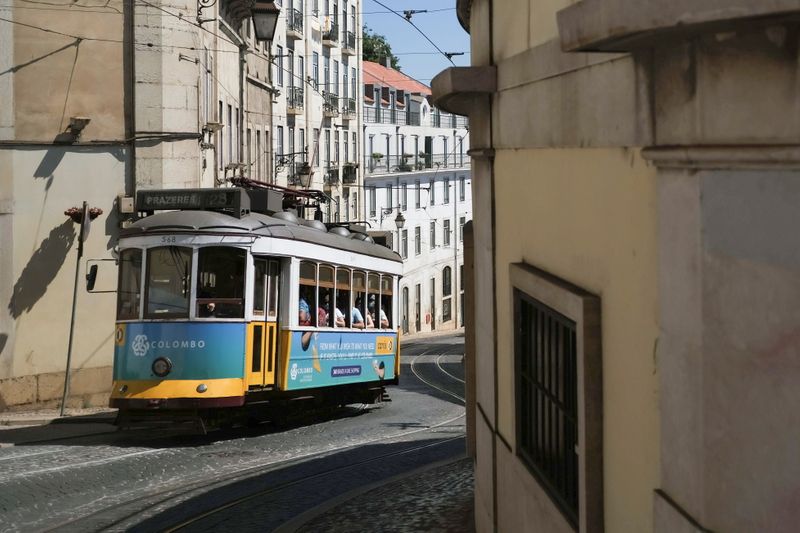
[136,188,250,217]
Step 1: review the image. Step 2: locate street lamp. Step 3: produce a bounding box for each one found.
[297,162,312,188]
[252,1,280,42]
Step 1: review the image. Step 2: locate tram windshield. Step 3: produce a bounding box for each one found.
[145,246,192,318]
[196,247,246,318]
[117,249,142,320]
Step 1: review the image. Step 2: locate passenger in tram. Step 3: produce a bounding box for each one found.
[351,297,366,329]
[298,291,312,326]
[369,297,389,328]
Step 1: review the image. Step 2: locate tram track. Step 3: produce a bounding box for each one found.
[13,341,467,533]
[38,412,465,533]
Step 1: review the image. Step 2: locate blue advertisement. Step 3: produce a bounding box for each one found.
[114,322,246,380]
[285,331,398,391]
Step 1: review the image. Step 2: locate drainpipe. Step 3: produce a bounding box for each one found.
[123,0,136,198]
[239,42,246,176]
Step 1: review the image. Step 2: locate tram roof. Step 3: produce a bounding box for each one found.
[120,209,403,263]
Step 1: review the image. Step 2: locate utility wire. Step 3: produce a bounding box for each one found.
[366,0,455,67]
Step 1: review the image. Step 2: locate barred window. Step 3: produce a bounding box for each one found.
[516,292,578,526]
[512,262,602,532]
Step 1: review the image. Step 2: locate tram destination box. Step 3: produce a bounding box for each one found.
[136,188,281,218]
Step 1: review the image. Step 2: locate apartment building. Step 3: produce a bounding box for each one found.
[363,61,470,333]
[434,0,800,531]
[270,0,363,222]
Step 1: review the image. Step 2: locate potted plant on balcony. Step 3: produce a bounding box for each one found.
[398,153,414,172]
[417,151,430,170]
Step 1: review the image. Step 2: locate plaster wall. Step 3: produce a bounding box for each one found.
[492,0,576,61]
[658,168,800,532]
[0,147,126,407]
[493,147,660,532]
[9,1,125,142]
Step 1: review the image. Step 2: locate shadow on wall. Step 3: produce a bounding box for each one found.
[8,220,76,319]
[0,333,7,356]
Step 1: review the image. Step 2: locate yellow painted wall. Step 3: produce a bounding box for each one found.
[494,147,660,532]
[493,0,577,61]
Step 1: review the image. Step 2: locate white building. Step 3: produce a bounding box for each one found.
[362,61,470,334]
[269,0,363,222]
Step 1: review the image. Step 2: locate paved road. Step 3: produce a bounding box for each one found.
[0,332,465,532]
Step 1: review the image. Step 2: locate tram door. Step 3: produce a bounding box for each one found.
[248,258,280,387]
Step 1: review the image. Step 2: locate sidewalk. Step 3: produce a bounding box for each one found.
[401,326,465,343]
[0,406,117,428]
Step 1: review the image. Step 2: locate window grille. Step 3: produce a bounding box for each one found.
[515,290,579,528]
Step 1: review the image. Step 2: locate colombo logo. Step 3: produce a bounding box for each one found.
[132,335,149,357]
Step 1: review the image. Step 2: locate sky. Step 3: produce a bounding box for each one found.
[360,0,470,86]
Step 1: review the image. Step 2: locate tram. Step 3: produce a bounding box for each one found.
[110,187,403,430]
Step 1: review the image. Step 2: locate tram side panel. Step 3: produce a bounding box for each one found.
[278,330,399,391]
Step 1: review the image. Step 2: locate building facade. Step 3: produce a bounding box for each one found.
[362,61,470,334]
[0,0,356,411]
[434,0,800,532]
[270,0,364,222]
[0,3,128,409]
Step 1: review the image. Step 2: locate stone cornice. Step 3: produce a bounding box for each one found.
[557,0,800,52]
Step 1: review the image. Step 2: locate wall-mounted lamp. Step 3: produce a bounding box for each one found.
[380,207,405,230]
[252,1,281,41]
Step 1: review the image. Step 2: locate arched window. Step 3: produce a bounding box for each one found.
[443,266,452,297]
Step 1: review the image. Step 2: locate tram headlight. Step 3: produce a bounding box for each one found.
[152,357,172,377]
[196,384,208,393]
[118,384,128,394]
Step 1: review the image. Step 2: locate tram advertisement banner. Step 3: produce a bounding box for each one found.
[114,322,247,380]
[285,331,397,390]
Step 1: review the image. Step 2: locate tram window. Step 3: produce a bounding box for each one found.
[367,273,380,328]
[253,259,267,317]
[117,249,142,320]
[337,268,358,328]
[378,275,393,329]
[145,246,192,319]
[353,271,369,328]
[318,265,334,327]
[299,261,317,327]
[267,261,279,319]
[196,247,245,318]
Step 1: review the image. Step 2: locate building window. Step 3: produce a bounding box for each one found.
[443,177,450,204]
[276,45,284,86]
[459,176,466,201]
[443,219,451,247]
[511,263,603,531]
[312,52,319,88]
[276,125,284,158]
[442,266,452,322]
[429,179,435,205]
[313,128,320,166]
[414,226,421,255]
[369,187,376,218]
[385,186,393,210]
[430,221,436,250]
[401,229,408,259]
[415,180,421,209]
[459,216,465,242]
[401,182,408,210]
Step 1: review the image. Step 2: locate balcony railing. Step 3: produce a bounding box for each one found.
[364,153,470,175]
[341,97,356,117]
[287,8,303,36]
[343,31,356,53]
[362,106,430,127]
[287,86,304,110]
[322,22,339,44]
[323,91,339,116]
[324,166,339,185]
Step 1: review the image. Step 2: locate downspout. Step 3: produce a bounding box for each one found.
[123,0,136,198]
[239,42,246,176]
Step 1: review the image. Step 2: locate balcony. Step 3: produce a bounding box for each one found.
[342,163,357,184]
[364,153,470,176]
[341,97,356,120]
[324,166,339,188]
[363,105,423,126]
[322,22,339,47]
[287,86,304,114]
[286,8,303,39]
[342,31,356,55]
[323,92,339,117]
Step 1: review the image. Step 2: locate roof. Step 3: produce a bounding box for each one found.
[120,210,402,263]
[363,61,431,96]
